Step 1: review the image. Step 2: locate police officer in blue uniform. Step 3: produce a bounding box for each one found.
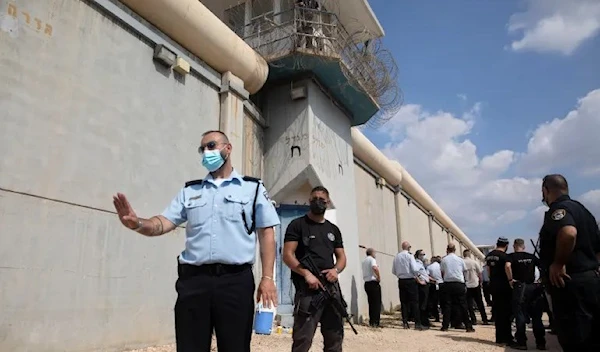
[538,174,600,351]
[112,130,280,352]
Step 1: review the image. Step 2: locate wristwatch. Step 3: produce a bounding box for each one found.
[335,267,341,274]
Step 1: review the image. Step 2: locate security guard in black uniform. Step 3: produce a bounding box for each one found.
[485,237,514,345]
[282,186,348,352]
[505,238,546,350]
[538,174,600,351]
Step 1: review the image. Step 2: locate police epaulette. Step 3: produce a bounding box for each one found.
[184,179,203,187]
[242,176,261,183]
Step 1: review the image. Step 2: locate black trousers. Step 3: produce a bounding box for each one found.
[417,283,430,326]
[512,282,545,346]
[482,281,492,306]
[291,290,343,352]
[549,270,600,352]
[491,283,513,344]
[466,285,488,324]
[428,284,440,321]
[364,281,382,326]
[398,278,420,326]
[174,263,255,352]
[441,282,473,330]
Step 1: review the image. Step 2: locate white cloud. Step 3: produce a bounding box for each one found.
[517,89,600,176]
[378,88,600,244]
[580,189,600,218]
[507,0,600,55]
[381,103,542,236]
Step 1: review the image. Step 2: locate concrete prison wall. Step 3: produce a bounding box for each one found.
[354,162,400,313]
[0,0,240,350]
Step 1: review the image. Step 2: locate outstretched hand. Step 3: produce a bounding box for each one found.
[113,193,139,229]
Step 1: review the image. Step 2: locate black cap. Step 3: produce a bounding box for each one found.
[497,237,509,245]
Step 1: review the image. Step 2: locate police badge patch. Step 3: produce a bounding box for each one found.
[327,232,335,241]
[551,209,566,221]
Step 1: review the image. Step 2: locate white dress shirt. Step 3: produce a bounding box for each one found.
[441,253,466,283]
[427,261,443,289]
[415,259,430,284]
[392,250,419,279]
[463,257,482,288]
[362,256,378,282]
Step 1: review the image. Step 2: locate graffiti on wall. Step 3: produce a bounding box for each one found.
[311,118,349,180]
[4,3,53,37]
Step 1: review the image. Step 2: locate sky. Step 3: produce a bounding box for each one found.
[364,0,600,247]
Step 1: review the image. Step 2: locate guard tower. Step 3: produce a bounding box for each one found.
[202,0,400,324]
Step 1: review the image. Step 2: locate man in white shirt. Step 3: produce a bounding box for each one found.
[392,241,425,330]
[463,249,489,325]
[440,244,475,332]
[362,248,381,327]
[415,250,432,329]
[427,256,443,322]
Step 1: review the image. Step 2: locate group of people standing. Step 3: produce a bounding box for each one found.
[112,130,599,352]
[362,174,599,352]
[485,237,547,350]
[485,174,600,351]
[383,241,482,332]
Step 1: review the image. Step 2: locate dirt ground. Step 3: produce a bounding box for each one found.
[126,311,561,352]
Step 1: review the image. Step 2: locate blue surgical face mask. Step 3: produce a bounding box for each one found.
[202,149,225,172]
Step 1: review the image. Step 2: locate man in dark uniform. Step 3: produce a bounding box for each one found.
[485,237,513,345]
[283,186,348,352]
[538,174,600,351]
[505,239,546,350]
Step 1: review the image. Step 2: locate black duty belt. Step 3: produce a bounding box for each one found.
[178,263,252,278]
[567,268,600,279]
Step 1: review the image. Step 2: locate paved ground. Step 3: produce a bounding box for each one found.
[126,311,561,352]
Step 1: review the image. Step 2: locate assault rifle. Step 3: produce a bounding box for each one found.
[531,238,548,285]
[299,254,358,335]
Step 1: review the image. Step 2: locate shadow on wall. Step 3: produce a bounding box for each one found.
[350,275,361,324]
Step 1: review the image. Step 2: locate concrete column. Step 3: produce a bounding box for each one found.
[394,193,404,249]
[428,211,435,257]
[219,71,248,173]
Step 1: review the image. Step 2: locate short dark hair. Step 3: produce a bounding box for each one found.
[463,249,470,257]
[514,238,525,247]
[366,248,374,256]
[202,130,230,143]
[542,174,568,193]
[311,186,329,196]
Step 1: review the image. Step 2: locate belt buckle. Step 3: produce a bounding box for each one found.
[213,264,225,276]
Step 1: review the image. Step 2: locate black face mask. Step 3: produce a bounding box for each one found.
[309,198,327,215]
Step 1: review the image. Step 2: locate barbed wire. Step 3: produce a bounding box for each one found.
[227,0,403,129]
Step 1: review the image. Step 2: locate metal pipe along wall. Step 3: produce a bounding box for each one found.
[351,127,484,259]
[119,0,269,94]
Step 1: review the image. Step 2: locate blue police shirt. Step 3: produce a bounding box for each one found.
[161,170,280,266]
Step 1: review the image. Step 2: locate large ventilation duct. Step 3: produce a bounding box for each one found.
[119,0,269,94]
[351,127,483,259]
